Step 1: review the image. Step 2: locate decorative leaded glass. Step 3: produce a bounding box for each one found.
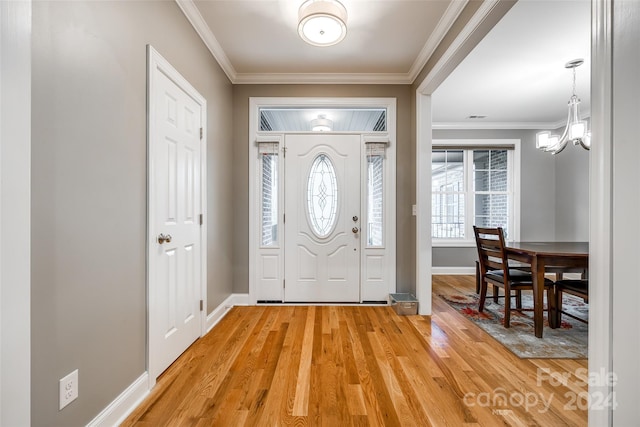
[307,154,338,237]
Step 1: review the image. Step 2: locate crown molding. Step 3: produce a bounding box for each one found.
[176,0,467,85]
[233,72,412,85]
[175,0,237,82]
[433,110,592,130]
[407,0,468,82]
[432,121,563,130]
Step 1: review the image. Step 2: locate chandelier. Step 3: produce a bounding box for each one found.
[536,59,591,154]
[298,0,347,47]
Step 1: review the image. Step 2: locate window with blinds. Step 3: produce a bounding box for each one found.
[366,142,386,247]
[259,142,279,246]
[431,145,515,241]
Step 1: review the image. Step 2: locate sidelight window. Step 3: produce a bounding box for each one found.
[366,143,386,246]
[260,143,279,246]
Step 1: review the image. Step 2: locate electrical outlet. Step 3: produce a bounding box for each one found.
[59,369,78,410]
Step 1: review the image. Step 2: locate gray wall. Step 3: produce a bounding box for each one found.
[430,128,589,268]
[31,1,233,425]
[555,140,589,241]
[232,85,415,293]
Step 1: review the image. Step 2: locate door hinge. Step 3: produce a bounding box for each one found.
[200,300,204,311]
[199,214,203,225]
[200,127,203,140]
[283,213,286,224]
[283,279,285,289]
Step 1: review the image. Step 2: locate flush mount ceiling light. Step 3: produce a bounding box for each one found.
[311,114,333,131]
[298,0,347,47]
[536,59,591,155]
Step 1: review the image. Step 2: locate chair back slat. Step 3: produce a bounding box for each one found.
[473,226,509,277]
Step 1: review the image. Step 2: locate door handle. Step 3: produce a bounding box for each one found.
[158,233,172,244]
[352,227,359,234]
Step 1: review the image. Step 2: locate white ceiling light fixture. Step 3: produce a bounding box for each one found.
[311,114,333,131]
[536,59,591,154]
[298,0,348,47]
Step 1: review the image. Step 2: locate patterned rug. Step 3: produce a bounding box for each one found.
[438,286,588,359]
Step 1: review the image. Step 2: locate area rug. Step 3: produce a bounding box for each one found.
[438,286,588,359]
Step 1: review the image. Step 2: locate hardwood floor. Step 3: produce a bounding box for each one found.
[122,276,587,426]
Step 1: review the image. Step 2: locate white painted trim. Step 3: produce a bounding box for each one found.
[432,267,475,275]
[174,0,464,85]
[589,0,613,425]
[432,138,522,247]
[86,373,149,427]
[416,93,433,316]
[146,45,208,384]
[0,1,31,425]
[433,113,591,130]
[432,240,476,248]
[234,72,413,85]
[205,294,249,333]
[91,291,251,426]
[174,0,236,83]
[417,0,501,94]
[407,0,468,81]
[433,121,567,130]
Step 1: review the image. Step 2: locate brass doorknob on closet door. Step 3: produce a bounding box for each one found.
[352,227,359,234]
[158,233,172,244]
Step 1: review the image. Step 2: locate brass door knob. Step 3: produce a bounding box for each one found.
[158,233,172,244]
[352,227,359,234]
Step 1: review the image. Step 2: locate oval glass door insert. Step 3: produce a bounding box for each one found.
[307,153,338,237]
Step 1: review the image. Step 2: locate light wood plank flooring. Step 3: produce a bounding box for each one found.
[122,275,587,426]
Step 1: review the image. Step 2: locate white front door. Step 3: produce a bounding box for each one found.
[284,134,361,302]
[148,48,204,381]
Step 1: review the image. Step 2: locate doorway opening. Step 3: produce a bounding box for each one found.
[248,98,397,304]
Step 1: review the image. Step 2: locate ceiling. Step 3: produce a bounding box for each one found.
[432,0,591,129]
[178,0,591,128]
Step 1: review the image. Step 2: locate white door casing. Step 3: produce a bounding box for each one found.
[147,46,206,383]
[249,97,396,304]
[284,134,361,302]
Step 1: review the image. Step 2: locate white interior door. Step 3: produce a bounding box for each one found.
[148,47,204,381]
[284,134,361,302]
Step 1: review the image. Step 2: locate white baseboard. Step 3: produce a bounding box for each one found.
[86,372,149,427]
[87,293,251,426]
[432,267,476,275]
[206,293,249,333]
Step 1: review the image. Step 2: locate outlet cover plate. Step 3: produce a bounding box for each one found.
[59,369,78,410]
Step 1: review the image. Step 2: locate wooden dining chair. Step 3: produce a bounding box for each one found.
[554,279,588,325]
[473,226,555,328]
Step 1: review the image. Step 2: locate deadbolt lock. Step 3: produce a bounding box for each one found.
[352,215,358,222]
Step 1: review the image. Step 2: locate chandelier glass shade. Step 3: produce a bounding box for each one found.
[298,0,347,47]
[536,59,591,154]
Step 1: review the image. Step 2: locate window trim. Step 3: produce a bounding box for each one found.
[431,139,521,247]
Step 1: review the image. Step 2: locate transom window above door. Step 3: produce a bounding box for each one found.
[259,107,386,132]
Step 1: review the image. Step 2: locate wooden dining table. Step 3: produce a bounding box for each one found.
[504,241,589,338]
